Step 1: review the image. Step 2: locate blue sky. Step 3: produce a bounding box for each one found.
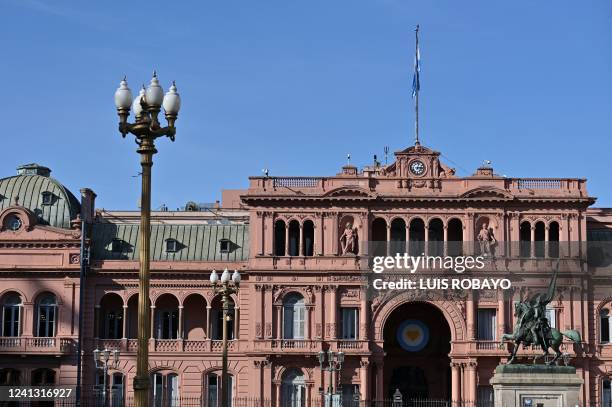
[0,0,610,209]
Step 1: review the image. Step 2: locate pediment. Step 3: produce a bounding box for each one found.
[323,186,376,199]
[461,187,514,200]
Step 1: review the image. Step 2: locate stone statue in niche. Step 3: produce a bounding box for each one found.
[340,222,358,255]
[477,223,496,257]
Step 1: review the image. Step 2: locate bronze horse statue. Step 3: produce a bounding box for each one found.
[499,262,582,365]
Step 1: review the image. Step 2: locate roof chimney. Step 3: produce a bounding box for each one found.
[80,188,97,223]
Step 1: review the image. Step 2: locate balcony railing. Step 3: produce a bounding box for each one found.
[0,337,73,354]
[94,338,240,353]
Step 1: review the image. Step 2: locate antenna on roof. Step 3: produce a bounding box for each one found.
[262,168,269,177]
[347,154,351,166]
[384,146,389,164]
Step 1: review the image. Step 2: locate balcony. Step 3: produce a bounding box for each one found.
[0,337,74,355]
[93,338,241,353]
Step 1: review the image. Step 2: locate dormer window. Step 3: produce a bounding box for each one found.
[219,239,230,253]
[166,239,179,253]
[41,192,54,205]
[111,239,123,253]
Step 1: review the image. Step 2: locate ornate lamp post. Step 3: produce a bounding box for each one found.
[209,268,241,407]
[318,349,345,407]
[93,348,120,407]
[114,73,181,407]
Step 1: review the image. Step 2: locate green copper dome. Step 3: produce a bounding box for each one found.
[0,164,80,229]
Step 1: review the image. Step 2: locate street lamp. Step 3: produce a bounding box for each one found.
[114,72,181,407]
[318,349,345,407]
[209,268,240,407]
[93,348,120,407]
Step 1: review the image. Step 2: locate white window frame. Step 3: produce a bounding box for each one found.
[2,295,22,337]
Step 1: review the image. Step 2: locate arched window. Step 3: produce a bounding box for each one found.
[31,368,55,385]
[601,308,611,344]
[428,218,444,257]
[288,220,300,256]
[519,222,531,258]
[152,372,179,407]
[155,295,179,340]
[447,218,463,256]
[210,297,235,340]
[371,218,387,257]
[390,218,406,255]
[274,220,286,256]
[2,293,22,337]
[302,220,314,257]
[283,294,305,339]
[0,368,21,385]
[281,369,306,407]
[409,218,425,256]
[534,221,545,258]
[36,294,57,337]
[100,294,123,339]
[205,371,234,407]
[549,221,560,258]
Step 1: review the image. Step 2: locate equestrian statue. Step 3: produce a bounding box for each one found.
[499,262,582,365]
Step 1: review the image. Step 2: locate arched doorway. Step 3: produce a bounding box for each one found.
[383,302,451,400]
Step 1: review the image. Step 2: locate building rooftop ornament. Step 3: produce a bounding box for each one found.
[16,163,51,177]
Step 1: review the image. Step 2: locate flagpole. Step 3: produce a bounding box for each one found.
[414,24,420,146]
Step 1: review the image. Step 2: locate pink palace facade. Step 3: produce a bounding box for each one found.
[1,143,612,406]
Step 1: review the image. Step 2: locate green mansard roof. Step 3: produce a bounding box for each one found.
[91,223,249,262]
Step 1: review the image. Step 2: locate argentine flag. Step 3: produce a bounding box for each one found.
[412,46,420,98]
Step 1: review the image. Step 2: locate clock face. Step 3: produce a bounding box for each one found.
[5,215,22,231]
[409,160,426,176]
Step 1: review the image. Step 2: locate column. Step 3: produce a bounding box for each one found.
[375,362,384,400]
[259,212,265,256]
[386,224,391,256]
[329,286,337,339]
[255,285,264,338]
[299,224,304,256]
[332,214,339,255]
[150,305,156,338]
[405,223,410,254]
[319,286,326,339]
[274,382,281,407]
[276,306,282,339]
[205,306,211,339]
[318,213,325,256]
[359,359,370,401]
[530,225,535,258]
[424,222,429,256]
[178,305,184,339]
[360,288,368,340]
[450,362,461,402]
[544,225,550,259]
[467,294,476,341]
[360,212,369,256]
[284,224,289,256]
[443,225,448,256]
[94,305,100,339]
[265,286,273,338]
[122,305,128,339]
[465,360,477,404]
[498,292,506,340]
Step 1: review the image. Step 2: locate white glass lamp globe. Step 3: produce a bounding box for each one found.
[114,77,133,110]
[162,81,181,115]
[221,268,231,283]
[232,270,241,284]
[145,71,164,107]
[209,269,219,285]
[132,86,145,117]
